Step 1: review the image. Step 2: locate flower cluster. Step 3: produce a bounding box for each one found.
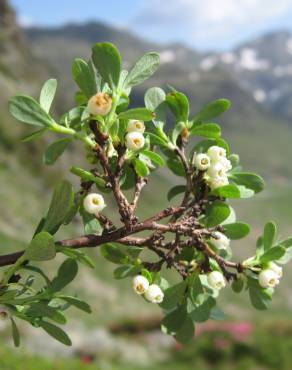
[194,146,232,190]
[259,262,283,288]
[125,120,145,151]
[132,275,164,304]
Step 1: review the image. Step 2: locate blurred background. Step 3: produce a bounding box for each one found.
[1,0,292,368]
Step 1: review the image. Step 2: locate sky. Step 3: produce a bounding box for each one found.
[11,0,292,51]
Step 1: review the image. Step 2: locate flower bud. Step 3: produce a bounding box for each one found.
[127,120,145,133]
[193,153,211,171]
[258,269,280,288]
[207,146,226,162]
[87,93,112,116]
[210,232,230,250]
[132,275,149,295]
[83,193,106,214]
[268,262,283,279]
[144,284,164,303]
[0,305,10,321]
[125,132,145,151]
[207,271,226,290]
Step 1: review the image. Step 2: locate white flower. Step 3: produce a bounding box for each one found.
[207,271,226,290]
[144,284,164,303]
[207,162,227,179]
[207,176,229,190]
[127,120,145,133]
[125,132,145,151]
[268,262,283,279]
[210,232,230,250]
[258,269,280,288]
[193,153,211,171]
[0,305,10,321]
[87,92,112,116]
[83,193,106,214]
[207,146,226,162]
[219,157,232,171]
[132,275,149,295]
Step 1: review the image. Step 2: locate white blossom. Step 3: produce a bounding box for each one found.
[207,176,229,190]
[219,157,232,171]
[144,284,164,303]
[207,271,226,290]
[127,120,145,133]
[207,145,226,162]
[210,232,230,250]
[83,193,106,214]
[132,275,149,295]
[125,132,145,151]
[87,92,112,116]
[258,269,280,288]
[268,262,283,279]
[193,153,211,171]
[207,162,227,179]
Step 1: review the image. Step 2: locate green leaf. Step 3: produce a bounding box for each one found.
[203,201,231,227]
[43,138,71,165]
[92,42,121,88]
[146,132,169,147]
[160,281,187,310]
[211,184,241,199]
[72,58,97,98]
[229,172,265,193]
[192,99,231,123]
[70,167,107,189]
[224,223,250,240]
[189,296,216,323]
[190,123,221,138]
[277,247,292,264]
[124,52,160,88]
[144,87,166,129]
[10,318,20,347]
[263,221,277,251]
[21,128,47,142]
[248,278,272,310]
[25,231,56,261]
[161,304,187,333]
[167,158,185,177]
[166,91,189,122]
[141,150,165,166]
[100,243,129,264]
[232,278,244,293]
[51,259,78,293]
[43,180,74,234]
[9,95,54,127]
[134,158,149,177]
[118,108,154,121]
[167,185,186,201]
[39,78,57,113]
[26,303,66,325]
[80,209,103,235]
[260,246,286,263]
[40,321,72,346]
[113,265,141,279]
[59,296,92,313]
[60,248,95,269]
[175,316,194,344]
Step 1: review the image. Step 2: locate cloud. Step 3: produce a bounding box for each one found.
[18,15,34,28]
[130,0,292,49]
